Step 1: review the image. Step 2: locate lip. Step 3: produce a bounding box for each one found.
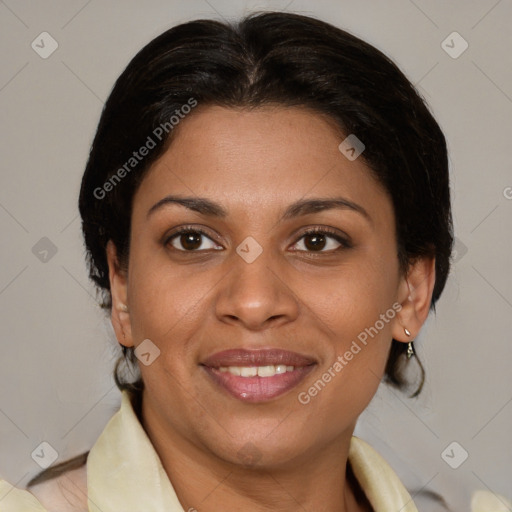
[201,349,316,403]
[202,348,316,368]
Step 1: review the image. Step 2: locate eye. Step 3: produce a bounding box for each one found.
[165,227,222,252]
[290,228,351,253]
[164,226,351,254]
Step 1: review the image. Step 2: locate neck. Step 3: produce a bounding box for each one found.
[139,392,371,512]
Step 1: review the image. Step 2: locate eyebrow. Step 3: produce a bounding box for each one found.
[147,195,371,223]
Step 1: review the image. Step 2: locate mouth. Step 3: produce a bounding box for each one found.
[200,348,316,403]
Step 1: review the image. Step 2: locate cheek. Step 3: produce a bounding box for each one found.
[304,258,398,338]
[299,259,398,399]
[303,286,394,424]
[126,250,212,346]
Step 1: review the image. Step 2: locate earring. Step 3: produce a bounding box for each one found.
[119,304,129,313]
[404,327,414,359]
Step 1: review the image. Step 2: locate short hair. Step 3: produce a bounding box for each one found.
[78,11,453,399]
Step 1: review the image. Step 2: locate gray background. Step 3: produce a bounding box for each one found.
[1,1,511,510]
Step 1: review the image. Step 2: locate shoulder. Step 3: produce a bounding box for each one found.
[27,465,88,512]
[471,490,512,512]
[0,464,88,512]
[0,478,47,511]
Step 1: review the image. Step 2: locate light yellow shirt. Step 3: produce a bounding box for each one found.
[1,390,506,511]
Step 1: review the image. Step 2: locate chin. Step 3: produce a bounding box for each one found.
[206,432,309,471]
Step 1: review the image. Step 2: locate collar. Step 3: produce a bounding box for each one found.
[87,390,418,512]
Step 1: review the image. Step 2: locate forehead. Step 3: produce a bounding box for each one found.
[133,105,392,225]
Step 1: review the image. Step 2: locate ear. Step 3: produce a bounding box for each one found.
[106,240,134,348]
[391,256,436,342]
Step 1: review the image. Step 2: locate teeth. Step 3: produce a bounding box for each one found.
[240,366,258,377]
[217,365,296,377]
[257,365,275,377]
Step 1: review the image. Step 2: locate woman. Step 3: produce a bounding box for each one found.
[0,10,459,511]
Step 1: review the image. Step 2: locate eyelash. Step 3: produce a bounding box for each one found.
[292,227,352,253]
[163,225,351,254]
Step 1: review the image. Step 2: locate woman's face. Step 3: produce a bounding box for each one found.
[111,105,426,469]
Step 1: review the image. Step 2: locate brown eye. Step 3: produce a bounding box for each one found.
[165,228,222,252]
[303,233,329,251]
[177,232,202,251]
[291,229,350,253]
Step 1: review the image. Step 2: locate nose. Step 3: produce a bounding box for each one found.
[214,244,300,331]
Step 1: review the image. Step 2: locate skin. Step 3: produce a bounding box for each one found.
[107,105,435,512]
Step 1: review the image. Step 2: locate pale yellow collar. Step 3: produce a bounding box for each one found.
[86,390,183,512]
[87,390,418,512]
[348,436,418,511]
